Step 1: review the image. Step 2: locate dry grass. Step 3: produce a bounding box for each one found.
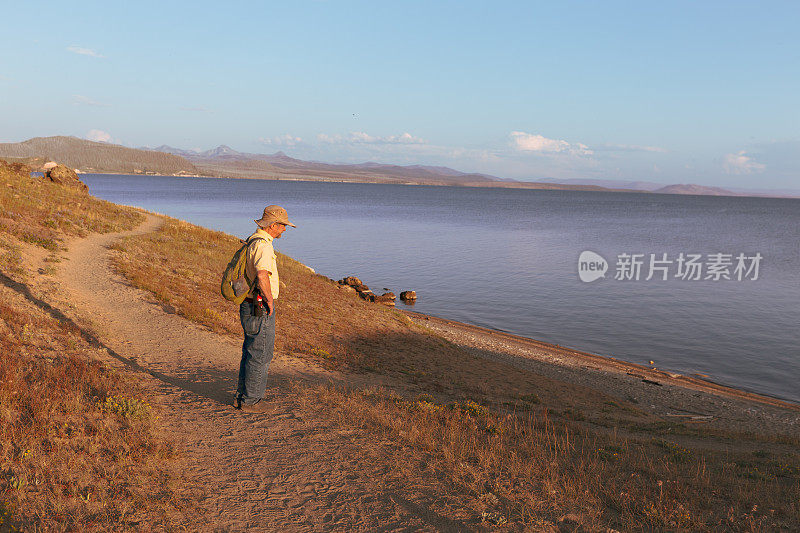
[295,383,800,530]
[110,208,800,530]
[0,237,24,279]
[0,160,144,255]
[0,288,194,530]
[0,160,194,530]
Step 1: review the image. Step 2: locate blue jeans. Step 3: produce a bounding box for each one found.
[236,300,276,405]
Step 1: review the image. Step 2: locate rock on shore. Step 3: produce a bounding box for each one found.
[339,275,414,307]
[46,164,88,191]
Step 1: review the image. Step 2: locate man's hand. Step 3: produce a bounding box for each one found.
[256,269,274,316]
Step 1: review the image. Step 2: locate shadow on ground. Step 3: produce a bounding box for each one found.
[1,272,302,406]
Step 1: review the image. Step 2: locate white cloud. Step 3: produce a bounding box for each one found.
[72,94,109,107]
[258,134,304,147]
[67,45,105,58]
[317,131,426,145]
[723,151,766,174]
[510,131,593,156]
[86,129,118,144]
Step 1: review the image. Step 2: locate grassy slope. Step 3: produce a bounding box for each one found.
[0,160,144,254]
[110,202,800,530]
[0,161,193,530]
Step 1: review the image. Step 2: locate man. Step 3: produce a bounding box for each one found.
[235,205,296,412]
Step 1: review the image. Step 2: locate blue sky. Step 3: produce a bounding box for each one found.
[1,1,798,188]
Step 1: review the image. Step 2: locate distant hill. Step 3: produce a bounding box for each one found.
[727,186,800,197]
[537,178,665,191]
[531,177,800,198]
[540,179,740,196]
[0,136,199,175]
[151,144,504,185]
[653,184,737,196]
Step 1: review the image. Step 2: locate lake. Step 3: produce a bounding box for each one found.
[82,174,800,403]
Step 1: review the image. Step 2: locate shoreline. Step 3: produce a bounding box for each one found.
[401,308,800,438]
[79,170,646,193]
[401,309,798,411]
[78,171,800,200]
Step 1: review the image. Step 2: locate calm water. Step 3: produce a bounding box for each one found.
[83,174,800,403]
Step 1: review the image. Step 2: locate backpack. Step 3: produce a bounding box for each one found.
[220,237,265,304]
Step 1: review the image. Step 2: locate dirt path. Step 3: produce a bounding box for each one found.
[55,214,455,532]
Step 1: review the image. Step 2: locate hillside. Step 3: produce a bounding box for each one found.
[0,136,199,176]
[0,160,194,529]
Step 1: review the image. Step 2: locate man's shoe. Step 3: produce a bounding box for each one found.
[239,400,271,413]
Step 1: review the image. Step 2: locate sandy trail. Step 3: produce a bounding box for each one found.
[56,214,453,532]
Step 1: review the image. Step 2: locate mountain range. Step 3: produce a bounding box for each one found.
[148,144,510,185]
[1,136,795,198]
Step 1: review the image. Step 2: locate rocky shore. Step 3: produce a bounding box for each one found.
[402,309,800,439]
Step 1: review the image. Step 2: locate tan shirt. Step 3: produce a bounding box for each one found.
[245,228,279,300]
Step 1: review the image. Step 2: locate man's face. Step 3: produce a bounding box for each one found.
[268,222,287,238]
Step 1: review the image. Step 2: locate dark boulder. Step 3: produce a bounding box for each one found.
[338,276,362,287]
[374,293,396,306]
[399,290,417,301]
[359,291,376,302]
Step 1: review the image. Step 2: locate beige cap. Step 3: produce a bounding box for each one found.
[255,205,296,228]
